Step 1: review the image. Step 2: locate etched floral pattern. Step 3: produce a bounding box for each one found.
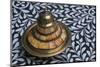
[11,0,96,66]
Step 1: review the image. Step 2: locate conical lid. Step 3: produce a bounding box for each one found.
[27,11,67,49]
[22,11,71,57]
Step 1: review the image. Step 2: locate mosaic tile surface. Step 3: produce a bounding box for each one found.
[11,0,96,66]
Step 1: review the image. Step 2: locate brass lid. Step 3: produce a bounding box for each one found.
[21,11,71,57]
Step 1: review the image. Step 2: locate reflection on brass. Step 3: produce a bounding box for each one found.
[21,11,71,57]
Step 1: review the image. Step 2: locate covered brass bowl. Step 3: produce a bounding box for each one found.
[21,11,71,57]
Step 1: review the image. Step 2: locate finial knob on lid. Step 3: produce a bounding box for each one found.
[37,11,55,28]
